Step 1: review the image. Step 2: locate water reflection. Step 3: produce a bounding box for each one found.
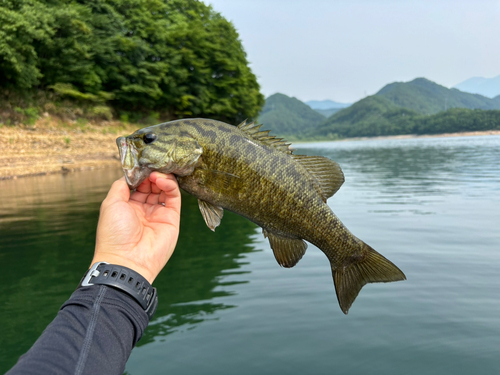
[0,169,123,372]
[139,193,257,344]
[296,136,500,214]
[0,168,258,372]
[297,136,500,191]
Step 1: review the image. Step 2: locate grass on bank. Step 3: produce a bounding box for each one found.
[0,88,172,135]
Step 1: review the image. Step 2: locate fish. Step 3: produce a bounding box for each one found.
[116,118,406,314]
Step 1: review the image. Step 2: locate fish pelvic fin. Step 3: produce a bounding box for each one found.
[198,199,224,231]
[332,245,406,314]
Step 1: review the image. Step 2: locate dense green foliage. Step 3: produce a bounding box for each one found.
[0,0,264,123]
[308,94,500,139]
[377,78,500,115]
[411,108,500,134]
[258,93,325,138]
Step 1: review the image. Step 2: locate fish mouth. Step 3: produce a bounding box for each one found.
[116,136,152,190]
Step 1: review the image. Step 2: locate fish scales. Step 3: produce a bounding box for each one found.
[179,120,339,250]
[117,118,405,314]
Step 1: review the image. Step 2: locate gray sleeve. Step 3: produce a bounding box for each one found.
[6,285,150,375]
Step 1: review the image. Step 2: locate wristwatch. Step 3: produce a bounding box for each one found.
[80,262,158,320]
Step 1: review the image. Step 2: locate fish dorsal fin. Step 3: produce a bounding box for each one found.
[263,229,307,268]
[292,155,345,201]
[237,120,293,154]
[198,199,224,231]
[236,119,248,128]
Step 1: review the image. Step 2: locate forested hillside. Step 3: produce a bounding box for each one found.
[309,96,419,138]
[308,96,500,139]
[0,0,264,125]
[376,78,500,115]
[258,93,325,138]
[308,78,500,139]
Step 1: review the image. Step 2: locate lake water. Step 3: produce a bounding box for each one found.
[1,135,499,374]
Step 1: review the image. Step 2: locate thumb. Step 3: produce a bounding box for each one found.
[102,177,131,207]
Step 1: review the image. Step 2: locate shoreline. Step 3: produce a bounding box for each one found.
[1,124,499,181]
[337,129,500,142]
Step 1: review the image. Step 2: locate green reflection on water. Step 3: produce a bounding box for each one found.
[0,170,114,372]
[139,191,258,344]
[0,168,258,372]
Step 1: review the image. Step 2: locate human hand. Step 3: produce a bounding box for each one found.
[91,172,181,284]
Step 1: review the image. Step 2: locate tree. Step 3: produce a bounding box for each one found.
[0,0,264,123]
[0,0,51,88]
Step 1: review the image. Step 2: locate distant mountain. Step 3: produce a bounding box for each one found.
[308,94,500,139]
[262,78,500,140]
[258,93,325,138]
[376,78,500,115]
[453,75,500,99]
[309,95,419,138]
[306,100,351,110]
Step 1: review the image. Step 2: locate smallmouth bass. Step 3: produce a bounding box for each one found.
[117,118,405,314]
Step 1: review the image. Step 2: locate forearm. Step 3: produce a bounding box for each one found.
[7,285,149,375]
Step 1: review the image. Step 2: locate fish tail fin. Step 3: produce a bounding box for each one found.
[331,244,406,314]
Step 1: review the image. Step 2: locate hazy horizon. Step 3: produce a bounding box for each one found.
[208,0,500,103]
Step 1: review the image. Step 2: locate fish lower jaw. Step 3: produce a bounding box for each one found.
[123,166,152,190]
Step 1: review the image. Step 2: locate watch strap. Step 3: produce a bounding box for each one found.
[80,262,158,320]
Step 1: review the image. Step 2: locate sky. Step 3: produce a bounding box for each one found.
[208,0,500,103]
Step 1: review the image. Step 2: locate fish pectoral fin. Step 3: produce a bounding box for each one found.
[292,155,345,201]
[263,229,307,268]
[198,200,224,231]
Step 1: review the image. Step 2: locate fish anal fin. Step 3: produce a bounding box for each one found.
[331,245,406,314]
[237,121,293,154]
[263,229,307,268]
[292,155,345,200]
[198,200,224,231]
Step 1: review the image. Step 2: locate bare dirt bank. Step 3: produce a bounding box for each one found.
[0,119,138,180]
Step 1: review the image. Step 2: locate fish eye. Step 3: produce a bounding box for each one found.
[143,133,157,144]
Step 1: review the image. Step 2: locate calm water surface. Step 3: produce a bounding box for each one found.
[1,135,499,374]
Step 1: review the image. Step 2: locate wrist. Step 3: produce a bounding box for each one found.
[80,262,158,320]
[90,254,157,284]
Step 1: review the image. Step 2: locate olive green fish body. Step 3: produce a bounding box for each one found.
[117,118,405,314]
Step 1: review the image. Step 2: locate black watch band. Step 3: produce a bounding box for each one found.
[79,262,158,320]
